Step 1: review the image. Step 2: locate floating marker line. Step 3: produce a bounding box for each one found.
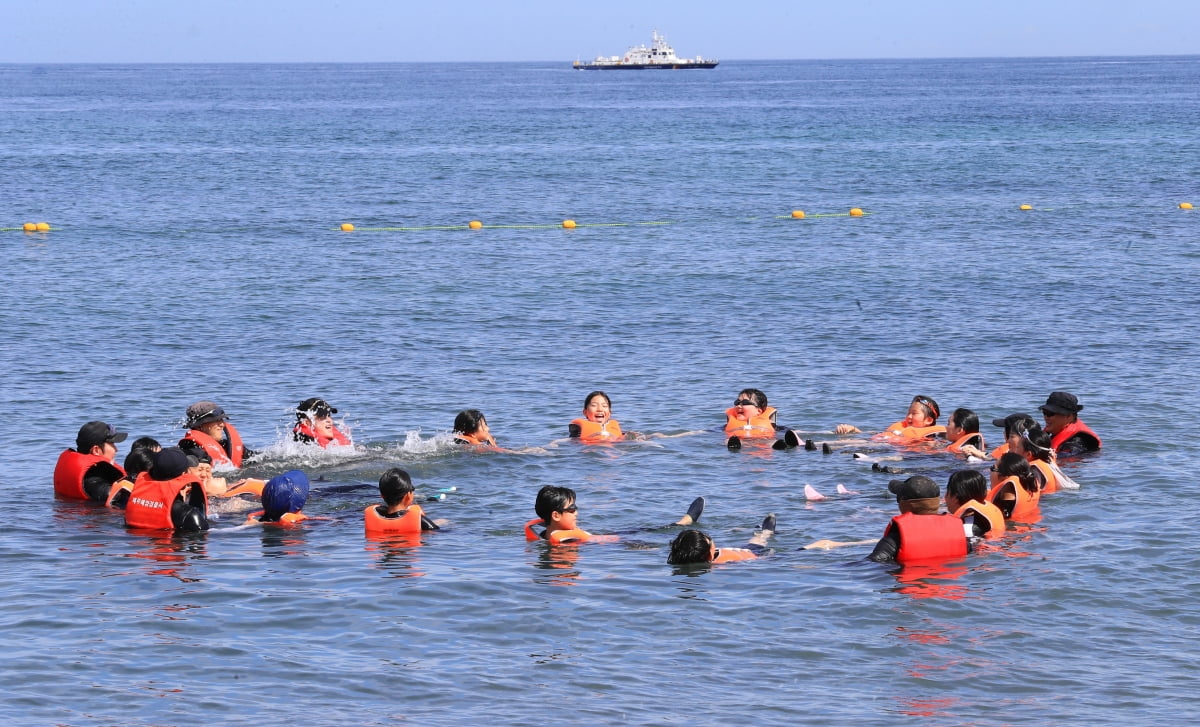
[773,212,872,219]
[337,221,676,232]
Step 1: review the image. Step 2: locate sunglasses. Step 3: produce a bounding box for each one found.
[559,505,578,513]
[734,399,757,407]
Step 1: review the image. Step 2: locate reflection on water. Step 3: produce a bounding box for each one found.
[365,533,426,579]
[530,544,582,587]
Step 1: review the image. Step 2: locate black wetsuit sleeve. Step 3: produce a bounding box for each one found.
[420,514,440,531]
[1057,434,1096,456]
[867,530,900,563]
[568,423,582,438]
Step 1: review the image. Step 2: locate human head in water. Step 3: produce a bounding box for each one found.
[295,397,338,442]
[905,395,940,428]
[378,468,415,509]
[944,408,979,442]
[668,529,716,564]
[944,469,988,513]
[534,485,577,527]
[732,388,768,423]
[582,391,612,423]
[262,470,310,522]
[454,409,490,438]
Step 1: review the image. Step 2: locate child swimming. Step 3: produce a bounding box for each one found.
[667,513,777,564]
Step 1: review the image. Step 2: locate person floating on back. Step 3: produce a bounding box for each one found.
[723,388,778,450]
[668,513,777,565]
[525,485,704,545]
[835,395,946,444]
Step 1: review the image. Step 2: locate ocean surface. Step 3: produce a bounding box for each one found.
[2,57,1199,725]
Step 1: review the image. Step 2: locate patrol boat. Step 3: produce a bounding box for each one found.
[573,30,718,70]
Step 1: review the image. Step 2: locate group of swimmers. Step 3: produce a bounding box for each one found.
[51,388,1101,566]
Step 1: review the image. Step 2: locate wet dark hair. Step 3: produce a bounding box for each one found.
[912,395,940,423]
[996,452,1038,493]
[378,468,414,508]
[582,391,611,411]
[123,448,157,479]
[949,408,979,433]
[668,529,715,564]
[1016,423,1054,463]
[130,436,161,453]
[1004,414,1038,439]
[534,485,576,524]
[946,469,988,504]
[453,409,487,435]
[737,388,768,409]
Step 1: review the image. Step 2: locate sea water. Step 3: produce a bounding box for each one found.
[1,57,1199,725]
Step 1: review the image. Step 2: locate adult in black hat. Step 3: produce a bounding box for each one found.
[178,400,255,467]
[52,421,129,503]
[1038,391,1101,455]
[803,475,972,563]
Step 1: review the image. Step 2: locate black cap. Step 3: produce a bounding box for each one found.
[991,412,1035,430]
[76,421,128,452]
[1040,391,1083,416]
[297,397,337,418]
[150,447,191,481]
[888,475,940,500]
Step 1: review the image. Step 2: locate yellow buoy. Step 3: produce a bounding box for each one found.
[1180,202,1194,210]
[35,222,50,231]
[562,219,576,229]
[1019,204,1033,211]
[340,223,355,232]
[791,210,805,219]
[22,222,36,232]
[468,220,482,230]
[849,208,863,217]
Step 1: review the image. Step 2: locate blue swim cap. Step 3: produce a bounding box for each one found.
[262,470,310,519]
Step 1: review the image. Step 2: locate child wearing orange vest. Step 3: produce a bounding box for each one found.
[667,513,777,565]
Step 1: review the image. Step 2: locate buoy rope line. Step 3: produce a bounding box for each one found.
[7,204,1192,233]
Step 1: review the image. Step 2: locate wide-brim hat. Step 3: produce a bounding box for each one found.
[1039,391,1083,416]
[186,401,229,428]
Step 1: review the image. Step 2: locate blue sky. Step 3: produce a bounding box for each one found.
[1,0,1195,63]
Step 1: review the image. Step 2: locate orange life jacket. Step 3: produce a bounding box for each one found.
[547,527,593,545]
[987,475,1041,523]
[712,547,757,563]
[1050,419,1101,453]
[524,518,545,541]
[180,422,246,467]
[884,512,970,563]
[878,421,946,443]
[989,442,1011,459]
[723,406,778,438]
[946,432,985,454]
[455,431,497,447]
[292,421,350,448]
[569,418,624,443]
[125,472,208,530]
[1029,459,1060,494]
[208,478,265,498]
[53,449,126,501]
[106,478,134,508]
[246,510,309,525]
[363,503,425,535]
[952,499,1007,539]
